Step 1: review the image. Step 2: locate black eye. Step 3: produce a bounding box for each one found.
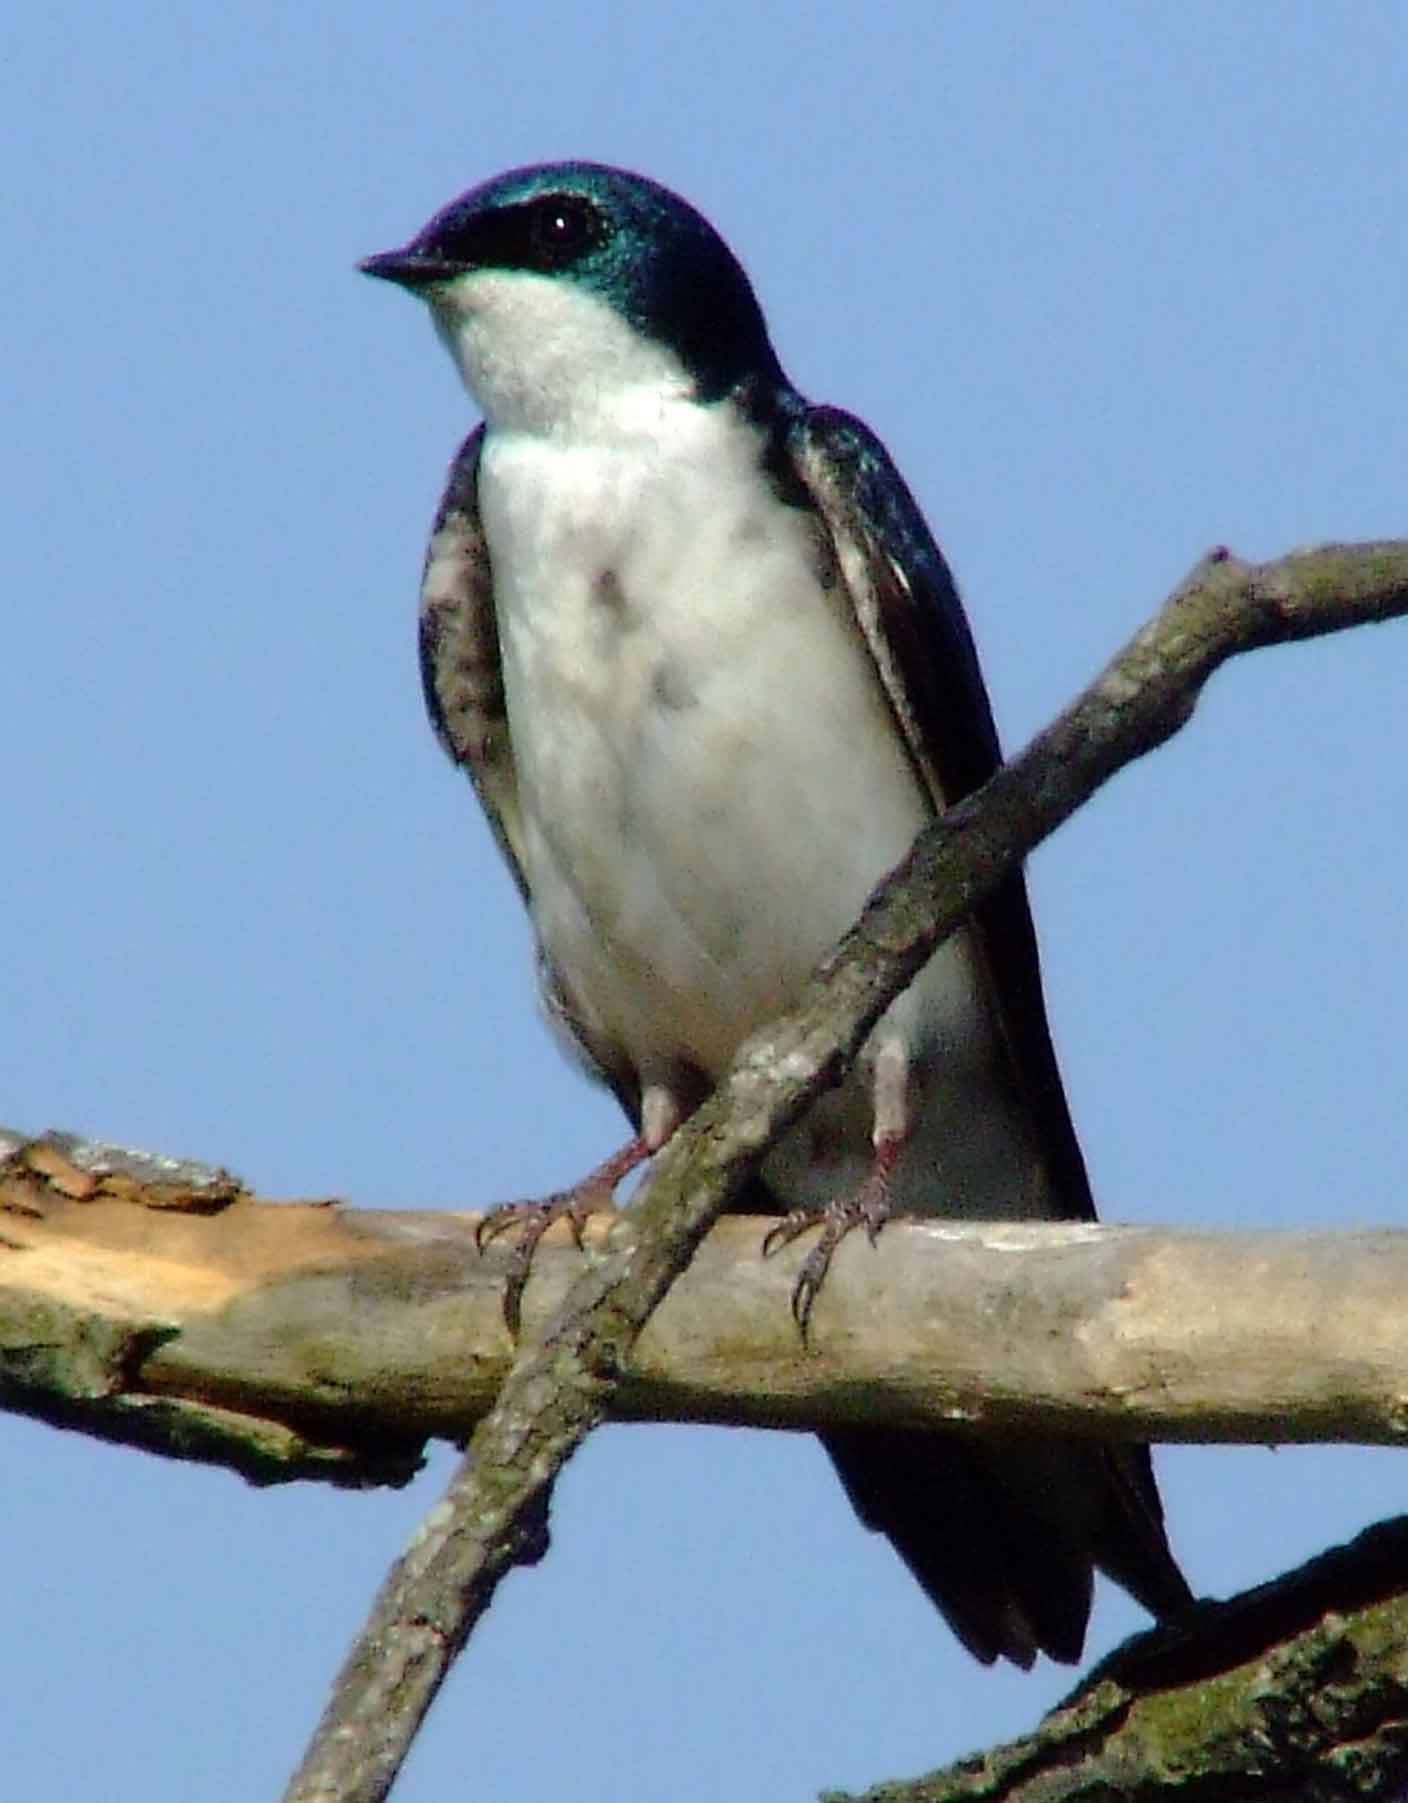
[414,190,610,277]
[525,196,605,268]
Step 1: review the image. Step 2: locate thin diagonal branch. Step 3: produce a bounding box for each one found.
[282,540,1408,1802]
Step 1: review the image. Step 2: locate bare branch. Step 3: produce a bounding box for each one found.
[6,1136,1408,1464]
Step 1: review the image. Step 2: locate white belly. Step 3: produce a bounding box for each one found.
[479,404,1052,1218]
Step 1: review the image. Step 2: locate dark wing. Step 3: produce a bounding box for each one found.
[417,429,643,1120]
[782,401,1191,1661]
[784,402,1094,1222]
[417,427,531,902]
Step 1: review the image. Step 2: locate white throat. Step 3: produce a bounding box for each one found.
[427,267,694,441]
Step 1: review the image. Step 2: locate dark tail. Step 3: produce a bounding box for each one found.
[822,1428,1192,1668]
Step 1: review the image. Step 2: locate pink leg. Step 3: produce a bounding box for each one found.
[475,1135,654,1337]
[763,1038,912,1339]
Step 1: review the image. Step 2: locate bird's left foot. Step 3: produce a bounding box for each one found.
[762,1134,901,1339]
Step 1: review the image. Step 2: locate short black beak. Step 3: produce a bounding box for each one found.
[358,248,465,290]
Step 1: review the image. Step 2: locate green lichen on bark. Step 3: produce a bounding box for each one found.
[827,1520,1408,1802]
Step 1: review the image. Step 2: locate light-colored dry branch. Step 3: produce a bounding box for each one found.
[6,1132,1408,1468]
[11,1132,1408,1799]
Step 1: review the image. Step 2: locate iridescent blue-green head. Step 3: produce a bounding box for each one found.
[360,162,787,431]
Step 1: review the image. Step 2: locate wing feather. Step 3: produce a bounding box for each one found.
[785,403,1095,1224]
[784,403,1189,1633]
[418,426,531,902]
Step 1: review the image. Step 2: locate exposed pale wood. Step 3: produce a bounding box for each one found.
[5,1131,1408,1481]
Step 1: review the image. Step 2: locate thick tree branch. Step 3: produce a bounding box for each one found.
[6,1132,1408,1469]
[829,1517,1408,1802]
[11,1133,1408,1797]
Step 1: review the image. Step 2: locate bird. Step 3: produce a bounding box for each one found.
[359,160,1192,1668]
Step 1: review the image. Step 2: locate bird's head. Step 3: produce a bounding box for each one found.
[360,161,784,435]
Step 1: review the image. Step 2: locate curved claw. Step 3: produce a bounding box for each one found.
[472,1135,652,1338]
[475,1194,604,1336]
[475,1197,595,1252]
[762,1154,900,1343]
[761,1208,821,1260]
[496,1209,558,1340]
[789,1217,850,1342]
[475,1203,537,1254]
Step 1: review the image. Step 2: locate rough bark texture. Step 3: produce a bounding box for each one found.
[6,1129,1408,1473]
[828,1518,1408,1802]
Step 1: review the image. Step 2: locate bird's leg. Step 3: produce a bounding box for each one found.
[763,1038,911,1340]
[475,1087,683,1338]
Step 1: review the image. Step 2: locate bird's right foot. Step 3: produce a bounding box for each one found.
[475,1136,652,1337]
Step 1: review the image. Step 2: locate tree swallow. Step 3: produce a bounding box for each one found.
[361,161,1192,1667]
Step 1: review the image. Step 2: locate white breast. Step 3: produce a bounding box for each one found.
[480,395,920,1050]
[478,388,1050,1218]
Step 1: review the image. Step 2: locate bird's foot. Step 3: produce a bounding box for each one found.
[762,1135,901,1341]
[475,1136,651,1337]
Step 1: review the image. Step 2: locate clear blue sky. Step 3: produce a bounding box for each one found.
[7,5,1407,1798]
